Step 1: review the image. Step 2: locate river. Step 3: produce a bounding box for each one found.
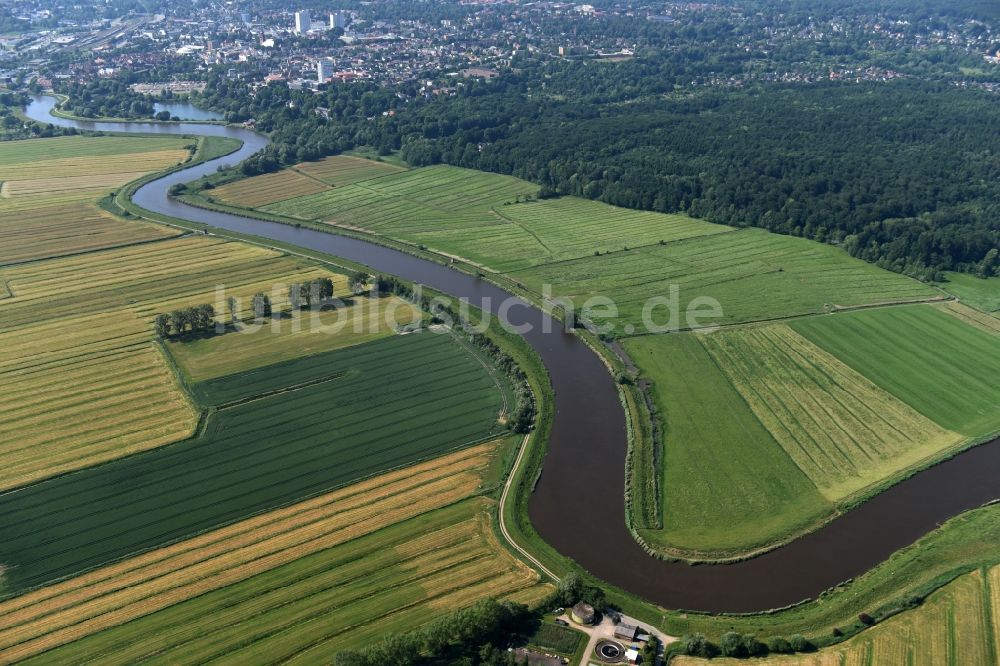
[24,95,1000,614]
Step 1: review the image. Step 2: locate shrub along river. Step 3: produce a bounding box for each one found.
[24,95,1000,613]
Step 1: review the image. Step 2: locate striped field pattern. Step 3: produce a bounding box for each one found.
[701,324,961,500]
[0,236,345,488]
[676,566,1000,666]
[0,332,506,595]
[0,444,539,663]
[0,135,190,264]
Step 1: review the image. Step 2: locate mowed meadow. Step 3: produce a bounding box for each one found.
[0,134,548,661]
[0,445,548,663]
[210,156,940,325]
[0,235,335,490]
[0,135,191,264]
[676,564,1000,666]
[628,304,1000,556]
[208,154,1000,559]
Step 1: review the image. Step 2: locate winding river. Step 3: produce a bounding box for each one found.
[25,96,1000,614]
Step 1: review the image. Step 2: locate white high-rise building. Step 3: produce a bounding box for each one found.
[329,11,345,30]
[294,10,311,34]
[317,58,334,82]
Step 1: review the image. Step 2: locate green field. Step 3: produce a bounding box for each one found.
[0,332,506,595]
[676,564,1000,666]
[626,308,996,556]
[701,325,961,501]
[791,305,1000,437]
[940,272,1000,314]
[19,499,548,665]
[517,229,939,331]
[624,333,831,555]
[216,159,939,330]
[167,294,421,382]
[255,163,726,272]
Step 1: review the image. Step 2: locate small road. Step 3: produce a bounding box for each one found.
[499,433,559,582]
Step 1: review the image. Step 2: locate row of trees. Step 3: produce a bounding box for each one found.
[674,631,813,659]
[153,304,216,338]
[332,598,533,666]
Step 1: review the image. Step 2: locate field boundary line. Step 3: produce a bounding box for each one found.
[211,371,349,410]
[489,206,555,255]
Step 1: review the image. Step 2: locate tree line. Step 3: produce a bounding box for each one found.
[153,304,215,338]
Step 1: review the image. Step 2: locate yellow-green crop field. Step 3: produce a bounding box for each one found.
[221,158,939,323]
[701,324,962,501]
[0,442,548,663]
[212,169,328,208]
[941,301,1000,337]
[0,135,192,264]
[627,304,1000,556]
[0,235,346,489]
[168,294,421,382]
[676,564,1000,666]
[292,153,407,185]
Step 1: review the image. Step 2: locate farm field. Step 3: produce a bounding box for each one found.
[941,301,1000,336]
[700,325,962,501]
[517,229,940,331]
[675,565,1000,666]
[0,443,548,663]
[215,158,939,326]
[0,236,340,489]
[626,309,996,555]
[167,294,422,382]
[14,498,547,665]
[256,163,725,272]
[791,305,1000,437]
[0,332,507,595]
[211,169,328,208]
[292,153,407,185]
[0,135,192,263]
[940,272,1000,313]
[624,333,831,555]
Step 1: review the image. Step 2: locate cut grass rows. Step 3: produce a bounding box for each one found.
[17,499,546,665]
[518,228,938,330]
[0,136,191,166]
[167,295,421,382]
[212,169,328,208]
[0,332,506,594]
[791,305,1000,437]
[292,154,406,185]
[624,333,830,556]
[941,301,1000,337]
[0,444,497,663]
[701,325,961,500]
[677,565,1000,666]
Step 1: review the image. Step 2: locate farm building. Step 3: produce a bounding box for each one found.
[570,601,596,625]
[614,623,639,641]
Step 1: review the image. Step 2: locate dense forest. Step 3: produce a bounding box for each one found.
[191,72,999,280]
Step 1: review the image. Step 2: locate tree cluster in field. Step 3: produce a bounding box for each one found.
[332,598,534,666]
[153,304,216,338]
[547,572,607,614]
[674,631,813,659]
[286,277,336,310]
